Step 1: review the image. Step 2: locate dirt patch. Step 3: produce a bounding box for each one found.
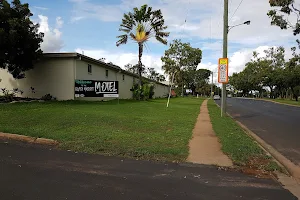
[187,100,233,167]
[0,132,58,146]
[238,156,278,179]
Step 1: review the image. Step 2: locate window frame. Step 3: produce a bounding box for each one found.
[88,64,92,74]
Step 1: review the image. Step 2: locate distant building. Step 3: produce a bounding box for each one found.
[0,53,170,100]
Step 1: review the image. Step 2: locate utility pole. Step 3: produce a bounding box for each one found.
[221,0,228,117]
[211,72,213,98]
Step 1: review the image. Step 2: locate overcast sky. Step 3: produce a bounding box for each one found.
[28,0,299,84]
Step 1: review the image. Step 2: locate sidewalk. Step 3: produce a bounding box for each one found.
[187,99,233,167]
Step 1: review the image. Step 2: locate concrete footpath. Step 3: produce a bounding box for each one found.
[0,141,297,200]
[187,99,233,167]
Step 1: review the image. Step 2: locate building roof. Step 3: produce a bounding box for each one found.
[42,52,169,87]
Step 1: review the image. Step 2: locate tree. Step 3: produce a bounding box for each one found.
[230,45,300,101]
[161,39,202,93]
[124,63,140,74]
[146,67,159,80]
[268,0,300,36]
[285,47,300,101]
[145,68,166,82]
[116,4,169,87]
[157,74,166,82]
[184,69,211,95]
[0,0,44,79]
[259,47,285,98]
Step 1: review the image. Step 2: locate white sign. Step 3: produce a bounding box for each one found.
[218,58,229,83]
[104,94,119,98]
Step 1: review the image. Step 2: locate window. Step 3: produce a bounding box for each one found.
[122,74,125,81]
[88,64,92,74]
[105,69,108,77]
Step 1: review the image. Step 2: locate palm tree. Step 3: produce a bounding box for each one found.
[116,4,169,86]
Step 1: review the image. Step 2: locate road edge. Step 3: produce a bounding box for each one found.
[214,100,300,198]
[236,97,300,108]
[214,100,300,180]
[0,132,59,146]
[233,120,300,180]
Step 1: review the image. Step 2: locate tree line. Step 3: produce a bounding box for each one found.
[123,63,166,82]
[229,46,300,101]
[229,0,300,101]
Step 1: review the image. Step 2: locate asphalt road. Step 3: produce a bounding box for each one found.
[0,141,296,200]
[216,98,300,165]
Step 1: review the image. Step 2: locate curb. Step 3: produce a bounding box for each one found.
[0,132,59,146]
[236,97,300,108]
[233,120,300,181]
[214,102,300,181]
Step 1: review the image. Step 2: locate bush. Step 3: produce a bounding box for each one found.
[41,94,56,101]
[0,88,23,102]
[131,82,155,100]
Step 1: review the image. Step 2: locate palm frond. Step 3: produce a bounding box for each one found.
[116,35,128,46]
[156,31,170,38]
[130,32,136,40]
[155,36,167,45]
[119,28,130,33]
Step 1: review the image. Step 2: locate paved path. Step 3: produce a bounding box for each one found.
[216,98,300,166]
[187,99,232,166]
[0,141,296,200]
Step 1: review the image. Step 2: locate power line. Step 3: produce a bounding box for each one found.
[229,0,244,22]
[179,0,191,37]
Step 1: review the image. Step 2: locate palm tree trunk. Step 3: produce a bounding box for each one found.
[138,42,143,87]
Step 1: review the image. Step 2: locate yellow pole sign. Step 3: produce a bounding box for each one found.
[218,58,229,83]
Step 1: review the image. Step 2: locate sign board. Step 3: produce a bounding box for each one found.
[74,80,119,98]
[218,58,229,83]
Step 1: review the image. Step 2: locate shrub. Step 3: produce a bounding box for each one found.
[131,81,155,100]
[0,88,23,102]
[41,94,55,101]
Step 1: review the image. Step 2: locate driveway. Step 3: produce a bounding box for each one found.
[0,141,296,200]
[216,98,300,165]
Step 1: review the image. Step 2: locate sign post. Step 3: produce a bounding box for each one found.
[218,58,228,84]
[218,58,228,117]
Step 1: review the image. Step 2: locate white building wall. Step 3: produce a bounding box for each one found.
[153,83,169,98]
[0,55,169,101]
[75,60,134,100]
[0,58,75,100]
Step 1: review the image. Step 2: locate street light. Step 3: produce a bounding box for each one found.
[228,20,251,32]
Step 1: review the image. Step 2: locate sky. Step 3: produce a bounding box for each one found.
[27,0,299,84]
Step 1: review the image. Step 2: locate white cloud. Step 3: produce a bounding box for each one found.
[75,48,164,74]
[56,17,63,29]
[69,0,297,48]
[34,6,48,10]
[38,15,64,52]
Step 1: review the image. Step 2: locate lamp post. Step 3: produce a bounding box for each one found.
[221,0,250,117]
[228,21,251,32]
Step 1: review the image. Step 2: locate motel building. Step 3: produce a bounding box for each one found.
[0,53,170,100]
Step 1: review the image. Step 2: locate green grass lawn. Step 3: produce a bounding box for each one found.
[0,98,203,162]
[271,98,300,106]
[207,100,281,172]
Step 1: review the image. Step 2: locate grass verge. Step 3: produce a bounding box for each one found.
[207,99,282,174]
[270,99,300,107]
[0,98,203,162]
